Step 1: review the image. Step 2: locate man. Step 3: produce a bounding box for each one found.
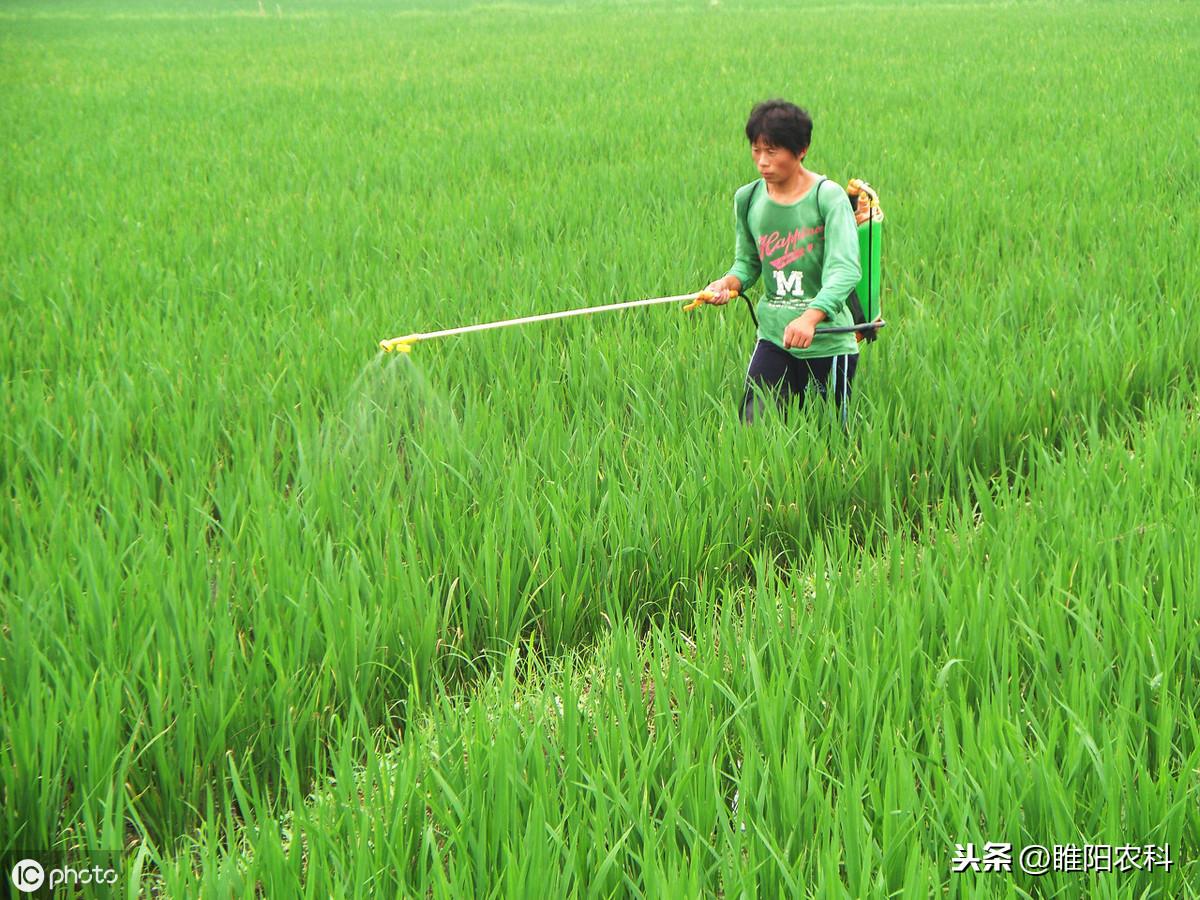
[705,99,862,425]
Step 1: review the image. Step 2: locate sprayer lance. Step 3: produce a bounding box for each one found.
[379,289,737,353]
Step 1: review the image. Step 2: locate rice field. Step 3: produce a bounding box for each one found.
[2,0,1198,896]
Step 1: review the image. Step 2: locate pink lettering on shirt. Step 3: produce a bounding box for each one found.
[758,225,824,261]
[770,242,817,270]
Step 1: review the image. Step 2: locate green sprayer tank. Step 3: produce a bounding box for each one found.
[849,179,883,324]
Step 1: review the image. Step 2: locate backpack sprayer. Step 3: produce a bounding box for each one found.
[841,178,886,341]
[379,179,884,353]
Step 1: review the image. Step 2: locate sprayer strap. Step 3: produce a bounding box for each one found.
[737,179,763,329]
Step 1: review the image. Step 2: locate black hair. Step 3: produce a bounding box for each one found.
[744,100,813,156]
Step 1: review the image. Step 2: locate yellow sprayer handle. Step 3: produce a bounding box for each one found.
[683,288,739,312]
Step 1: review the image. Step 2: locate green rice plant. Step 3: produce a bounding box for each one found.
[147,393,1199,897]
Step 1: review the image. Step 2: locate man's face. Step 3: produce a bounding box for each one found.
[751,139,803,182]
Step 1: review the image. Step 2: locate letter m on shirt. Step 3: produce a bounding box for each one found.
[773,270,804,298]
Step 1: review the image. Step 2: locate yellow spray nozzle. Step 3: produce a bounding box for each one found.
[380,335,418,353]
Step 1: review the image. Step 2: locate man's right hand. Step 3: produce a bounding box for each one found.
[703,278,738,305]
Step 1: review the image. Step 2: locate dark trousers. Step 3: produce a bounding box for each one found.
[741,339,858,426]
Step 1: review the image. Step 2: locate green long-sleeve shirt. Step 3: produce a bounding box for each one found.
[725,174,862,359]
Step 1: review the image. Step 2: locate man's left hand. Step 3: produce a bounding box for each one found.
[783,309,825,349]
